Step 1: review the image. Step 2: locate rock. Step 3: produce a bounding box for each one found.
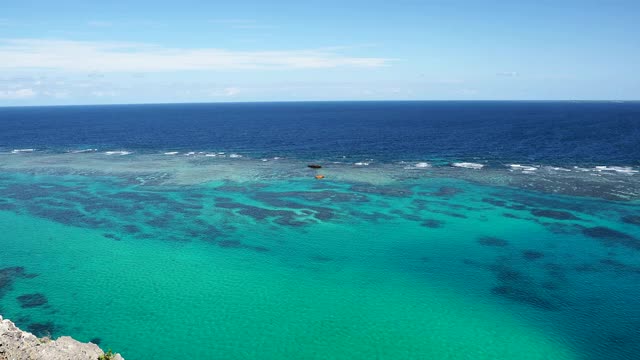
[0,315,124,360]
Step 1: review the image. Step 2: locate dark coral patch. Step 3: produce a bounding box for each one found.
[217,199,314,226]
[600,258,627,269]
[216,240,270,253]
[146,214,174,228]
[421,219,444,228]
[221,203,262,219]
[389,209,422,222]
[237,206,289,220]
[122,224,141,234]
[0,267,38,297]
[0,277,10,291]
[36,199,73,208]
[508,204,527,211]
[541,281,560,290]
[431,187,463,197]
[431,210,467,219]
[312,209,334,221]
[27,205,108,229]
[218,240,243,248]
[27,322,56,337]
[531,209,579,220]
[574,263,600,272]
[411,199,430,211]
[599,259,640,274]
[622,215,640,226]
[543,222,584,235]
[90,337,102,345]
[493,267,523,282]
[491,286,558,311]
[478,236,509,247]
[103,233,121,241]
[17,293,48,308]
[108,191,168,203]
[185,192,205,199]
[505,192,592,212]
[350,185,412,197]
[1,266,25,277]
[252,192,336,223]
[15,316,31,325]
[0,202,17,211]
[582,226,639,250]
[350,211,395,222]
[272,190,368,203]
[461,258,477,265]
[403,214,422,221]
[1,184,58,200]
[248,245,270,253]
[482,198,507,207]
[544,263,567,281]
[482,198,527,210]
[522,250,544,260]
[473,257,562,311]
[310,255,332,262]
[83,200,139,217]
[273,217,309,227]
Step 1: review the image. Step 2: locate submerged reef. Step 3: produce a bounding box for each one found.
[522,250,545,261]
[582,226,640,250]
[0,315,124,360]
[477,236,509,247]
[622,215,640,225]
[0,267,37,299]
[530,209,579,220]
[16,293,48,308]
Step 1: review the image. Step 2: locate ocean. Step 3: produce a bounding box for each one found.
[0,101,638,359]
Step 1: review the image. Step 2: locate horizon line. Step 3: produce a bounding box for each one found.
[2,99,639,109]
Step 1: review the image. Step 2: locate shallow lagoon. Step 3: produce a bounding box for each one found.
[0,154,639,359]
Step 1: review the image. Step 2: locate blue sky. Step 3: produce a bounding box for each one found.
[1,0,639,105]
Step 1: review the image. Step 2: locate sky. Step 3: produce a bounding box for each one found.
[1,0,639,105]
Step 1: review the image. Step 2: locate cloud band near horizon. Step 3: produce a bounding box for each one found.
[0,39,392,73]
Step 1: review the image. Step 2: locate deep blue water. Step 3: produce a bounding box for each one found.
[1,101,639,165]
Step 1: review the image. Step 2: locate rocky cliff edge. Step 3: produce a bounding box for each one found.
[0,315,123,360]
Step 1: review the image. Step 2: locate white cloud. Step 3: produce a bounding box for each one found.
[209,87,241,97]
[0,38,392,73]
[42,90,70,99]
[0,88,36,99]
[87,71,105,78]
[497,71,519,77]
[91,90,118,97]
[223,87,240,96]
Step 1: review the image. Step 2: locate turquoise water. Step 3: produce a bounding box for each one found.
[1,154,639,359]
